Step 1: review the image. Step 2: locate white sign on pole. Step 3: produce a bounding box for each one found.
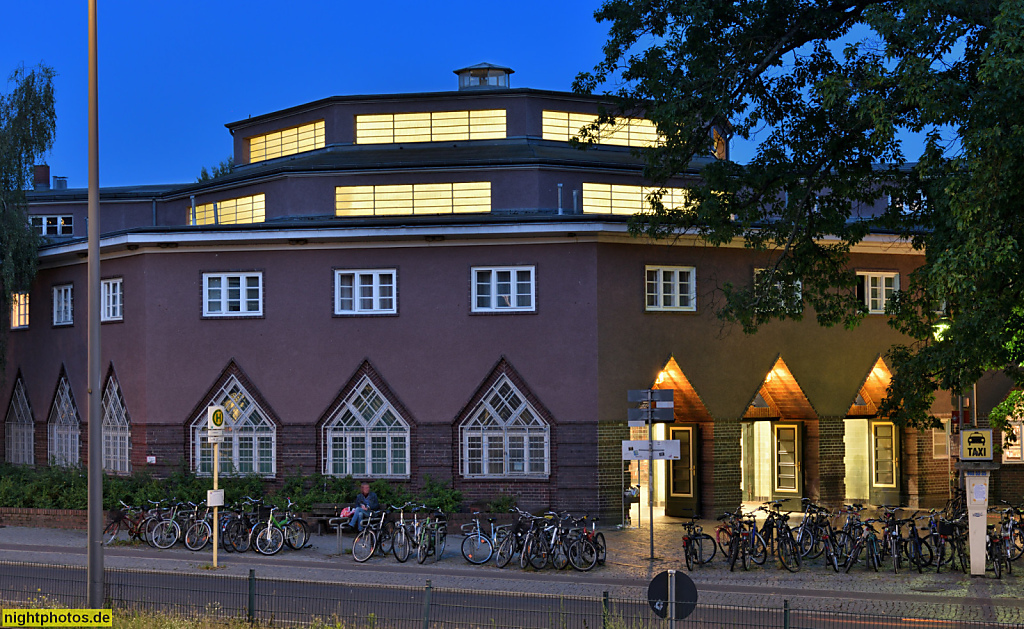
[628,420,648,428]
[622,440,680,460]
[207,428,225,444]
[207,489,225,508]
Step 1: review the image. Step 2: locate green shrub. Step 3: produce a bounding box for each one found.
[486,493,518,514]
[419,475,462,514]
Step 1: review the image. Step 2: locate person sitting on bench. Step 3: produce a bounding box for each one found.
[351,481,378,532]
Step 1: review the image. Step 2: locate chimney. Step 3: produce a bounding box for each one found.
[33,165,50,190]
[52,176,68,190]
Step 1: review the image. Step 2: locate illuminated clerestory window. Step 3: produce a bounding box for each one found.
[248,120,325,163]
[542,110,661,147]
[336,182,490,216]
[581,183,693,215]
[355,110,506,144]
[193,194,265,225]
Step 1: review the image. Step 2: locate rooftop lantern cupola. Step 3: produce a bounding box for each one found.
[454,63,514,90]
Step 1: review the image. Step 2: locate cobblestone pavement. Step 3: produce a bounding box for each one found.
[1,515,1022,626]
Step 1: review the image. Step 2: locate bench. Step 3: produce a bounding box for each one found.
[311,503,355,536]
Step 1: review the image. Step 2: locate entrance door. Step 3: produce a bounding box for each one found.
[771,423,802,509]
[869,421,901,506]
[666,425,700,517]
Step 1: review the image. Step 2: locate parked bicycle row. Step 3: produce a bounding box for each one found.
[103,496,310,556]
[676,493,1022,578]
[332,504,607,571]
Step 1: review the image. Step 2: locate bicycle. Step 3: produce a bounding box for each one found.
[103,501,154,545]
[391,502,418,563]
[680,515,715,570]
[352,510,388,562]
[148,501,183,550]
[755,501,800,572]
[844,518,883,572]
[461,510,510,564]
[988,522,1009,579]
[183,502,212,551]
[417,509,447,564]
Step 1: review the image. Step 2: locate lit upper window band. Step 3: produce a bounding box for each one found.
[355,110,506,144]
[248,120,325,164]
[193,194,266,225]
[542,110,661,147]
[581,183,692,215]
[336,182,490,216]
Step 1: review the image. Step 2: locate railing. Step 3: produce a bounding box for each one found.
[0,560,1017,628]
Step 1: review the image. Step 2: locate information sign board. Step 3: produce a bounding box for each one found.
[622,440,680,460]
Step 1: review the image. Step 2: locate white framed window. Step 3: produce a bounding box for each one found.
[30,215,73,236]
[191,376,275,476]
[53,285,73,326]
[5,378,34,465]
[472,266,535,312]
[932,419,949,459]
[1003,421,1023,463]
[753,268,802,314]
[335,270,397,315]
[460,375,550,478]
[48,376,80,467]
[857,272,899,314]
[645,266,696,311]
[322,376,410,478]
[203,273,262,317]
[102,377,131,474]
[101,278,123,322]
[10,292,29,329]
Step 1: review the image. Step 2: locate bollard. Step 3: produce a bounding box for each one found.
[422,579,432,629]
[602,591,609,629]
[248,569,255,624]
[783,599,790,629]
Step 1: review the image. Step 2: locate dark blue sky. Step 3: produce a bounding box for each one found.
[3,0,614,188]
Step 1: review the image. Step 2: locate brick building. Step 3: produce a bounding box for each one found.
[3,64,955,519]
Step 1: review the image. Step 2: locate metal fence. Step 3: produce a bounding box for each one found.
[0,560,1018,628]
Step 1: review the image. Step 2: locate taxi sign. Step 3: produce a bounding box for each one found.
[961,429,993,461]
[207,405,225,430]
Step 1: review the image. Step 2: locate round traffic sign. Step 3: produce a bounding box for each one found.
[648,570,698,620]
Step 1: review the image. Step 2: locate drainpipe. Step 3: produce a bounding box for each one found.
[557,183,563,215]
[190,195,196,226]
[152,198,157,226]
[572,189,578,213]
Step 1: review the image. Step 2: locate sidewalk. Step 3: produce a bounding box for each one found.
[1,515,1021,625]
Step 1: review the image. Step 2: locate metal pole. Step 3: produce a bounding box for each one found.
[601,591,609,629]
[247,569,255,623]
[648,393,654,560]
[668,569,677,627]
[86,0,104,609]
[783,599,790,629]
[422,580,432,629]
[213,442,219,567]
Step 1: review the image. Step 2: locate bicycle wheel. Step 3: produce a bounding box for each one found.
[907,540,923,574]
[684,539,693,571]
[729,534,741,572]
[352,528,377,563]
[917,539,934,569]
[284,519,310,551]
[867,537,882,572]
[254,524,284,556]
[694,533,716,564]
[376,520,394,556]
[150,520,180,549]
[716,526,733,559]
[569,538,597,572]
[184,521,212,551]
[891,537,901,574]
[843,541,861,573]
[462,533,493,564]
[796,526,817,558]
[832,531,852,566]
[393,527,411,563]
[528,535,549,570]
[749,531,768,565]
[143,517,162,547]
[992,545,1003,579]
[417,527,432,564]
[103,521,121,546]
[594,532,607,565]
[935,538,947,573]
[956,538,970,574]
[778,534,801,573]
[520,531,537,569]
[436,525,447,560]
[552,539,570,570]
[228,519,250,553]
[495,533,515,568]
[1010,528,1024,561]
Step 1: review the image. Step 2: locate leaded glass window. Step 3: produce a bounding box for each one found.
[460,375,549,478]
[48,376,80,467]
[5,378,33,465]
[102,376,131,473]
[323,376,409,478]
[192,376,276,476]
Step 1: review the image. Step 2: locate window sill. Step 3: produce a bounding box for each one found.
[101,318,124,325]
[463,475,550,480]
[201,314,264,320]
[645,308,697,314]
[333,312,399,318]
[469,309,537,315]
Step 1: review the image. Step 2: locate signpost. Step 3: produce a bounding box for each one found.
[956,428,993,576]
[622,440,680,460]
[208,405,225,567]
[648,570,698,623]
[626,389,674,560]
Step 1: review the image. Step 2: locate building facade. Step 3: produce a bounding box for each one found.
[3,65,957,518]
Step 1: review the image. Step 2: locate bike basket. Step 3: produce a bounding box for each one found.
[256,506,273,518]
[938,521,955,536]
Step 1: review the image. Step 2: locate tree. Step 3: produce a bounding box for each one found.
[196,156,233,182]
[575,1,1024,430]
[0,63,56,382]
